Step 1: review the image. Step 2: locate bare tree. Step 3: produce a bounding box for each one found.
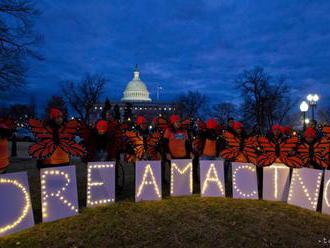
[211,102,238,123]
[236,66,293,133]
[263,77,294,127]
[62,74,107,125]
[176,90,208,119]
[0,0,41,93]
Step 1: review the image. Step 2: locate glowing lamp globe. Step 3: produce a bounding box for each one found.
[300,101,309,112]
[307,94,313,102]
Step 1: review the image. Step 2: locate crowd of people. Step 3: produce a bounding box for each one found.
[0,108,329,192]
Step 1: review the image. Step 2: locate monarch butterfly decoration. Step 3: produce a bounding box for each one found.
[256,135,302,167]
[322,126,330,139]
[295,127,330,169]
[296,138,330,169]
[124,130,162,163]
[220,131,259,164]
[28,119,86,159]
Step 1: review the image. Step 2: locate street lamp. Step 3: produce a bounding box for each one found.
[300,101,309,130]
[306,94,319,121]
[305,118,310,125]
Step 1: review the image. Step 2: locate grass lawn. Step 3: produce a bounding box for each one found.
[1,143,330,247]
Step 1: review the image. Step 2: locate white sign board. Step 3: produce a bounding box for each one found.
[170,159,193,196]
[288,168,323,211]
[263,163,290,201]
[0,172,34,237]
[200,160,225,197]
[322,170,330,215]
[87,162,116,207]
[40,165,79,222]
[135,161,162,202]
[232,162,258,199]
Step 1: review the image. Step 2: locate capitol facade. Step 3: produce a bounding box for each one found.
[92,65,176,122]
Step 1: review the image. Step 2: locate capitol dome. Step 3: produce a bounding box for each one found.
[121,65,152,102]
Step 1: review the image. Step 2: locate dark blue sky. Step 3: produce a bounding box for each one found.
[16,0,330,108]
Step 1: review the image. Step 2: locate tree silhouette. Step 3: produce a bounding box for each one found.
[62,73,107,125]
[0,0,41,94]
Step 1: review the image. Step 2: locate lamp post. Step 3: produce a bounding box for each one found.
[306,94,319,122]
[300,101,309,130]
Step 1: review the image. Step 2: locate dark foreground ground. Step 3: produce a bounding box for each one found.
[1,143,330,247]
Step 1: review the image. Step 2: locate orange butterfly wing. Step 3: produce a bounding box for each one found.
[296,143,310,167]
[220,131,241,161]
[278,137,302,168]
[29,119,86,159]
[125,131,144,160]
[59,120,80,140]
[29,140,57,159]
[220,132,258,163]
[297,138,330,168]
[243,136,258,165]
[29,119,53,140]
[313,138,330,168]
[256,137,277,167]
[59,139,86,157]
[29,119,56,159]
[58,120,86,157]
[322,126,330,139]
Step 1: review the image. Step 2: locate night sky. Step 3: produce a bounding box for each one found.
[16,0,330,109]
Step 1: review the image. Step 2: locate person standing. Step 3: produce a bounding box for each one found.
[200,118,223,160]
[38,108,69,168]
[86,120,110,162]
[0,119,14,173]
[163,114,194,187]
[163,115,192,160]
[29,108,85,169]
[125,116,160,162]
[297,127,329,170]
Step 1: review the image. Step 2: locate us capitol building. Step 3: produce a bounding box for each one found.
[92,65,176,121]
